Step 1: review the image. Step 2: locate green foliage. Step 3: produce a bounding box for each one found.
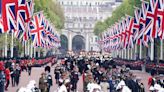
[0,33,23,55]
[94,21,108,36]
[34,0,64,30]
[94,0,150,36]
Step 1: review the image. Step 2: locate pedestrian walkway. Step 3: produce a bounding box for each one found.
[131,70,150,92]
[7,66,83,92]
[7,60,152,92]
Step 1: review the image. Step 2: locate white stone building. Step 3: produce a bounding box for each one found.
[57,0,122,53]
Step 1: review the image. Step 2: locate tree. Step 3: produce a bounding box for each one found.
[94,0,150,36]
[94,21,108,36]
[34,0,64,30]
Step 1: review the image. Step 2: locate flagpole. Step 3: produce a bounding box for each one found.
[130,48,133,60]
[121,49,124,59]
[135,44,137,60]
[2,48,4,57]
[11,32,14,58]
[160,40,163,60]
[5,33,8,58]
[38,49,40,58]
[34,46,36,58]
[139,42,142,59]
[124,49,126,59]
[30,42,33,58]
[27,40,30,56]
[127,48,130,60]
[119,50,121,58]
[24,41,26,57]
[150,40,154,61]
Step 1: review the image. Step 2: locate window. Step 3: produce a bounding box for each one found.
[66,23,69,28]
[79,17,82,21]
[95,37,98,42]
[72,23,75,28]
[89,3,92,7]
[91,38,93,42]
[95,17,97,21]
[91,47,93,51]
[90,24,92,28]
[78,23,80,28]
[83,17,86,20]
[81,2,82,5]
[86,2,88,5]
[83,24,86,28]
[77,2,78,6]
[81,29,83,32]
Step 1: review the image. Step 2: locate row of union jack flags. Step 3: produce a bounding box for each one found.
[0,0,60,49]
[101,0,164,52]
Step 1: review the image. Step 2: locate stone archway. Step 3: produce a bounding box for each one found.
[60,35,68,54]
[72,35,85,53]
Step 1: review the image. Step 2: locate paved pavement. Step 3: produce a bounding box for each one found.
[132,70,150,92]
[7,65,150,92]
[7,65,83,92]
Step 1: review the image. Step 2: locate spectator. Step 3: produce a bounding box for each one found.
[15,63,21,86]
[55,79,67,92]
[27,63,32,76]
[148,69,157,87]
[116,80,132,92]
[10,63,16,87]
[100,76,110,92]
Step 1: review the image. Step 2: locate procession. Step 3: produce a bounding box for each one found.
[0,0,164,92]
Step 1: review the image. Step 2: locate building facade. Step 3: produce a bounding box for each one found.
[57,0,122,52]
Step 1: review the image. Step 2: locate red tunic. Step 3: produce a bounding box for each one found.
[5,69,10,80]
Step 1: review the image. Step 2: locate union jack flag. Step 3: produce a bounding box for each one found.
[125,16,134,48]
[25,0,34,22]
[118,21,123,49]
[121,18,128,48]
[0,0,4,33]
[30,12,45,46]
[133,7,141,43]
[157,0,164,39]
[15,0,26,39]
[145,0,159,40]
[23,0,34,41]
[2,0,17,32]
[137,1,149,46]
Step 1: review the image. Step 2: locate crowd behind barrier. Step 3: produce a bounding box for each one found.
[0,56,57,68]
[114,59,164,74]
